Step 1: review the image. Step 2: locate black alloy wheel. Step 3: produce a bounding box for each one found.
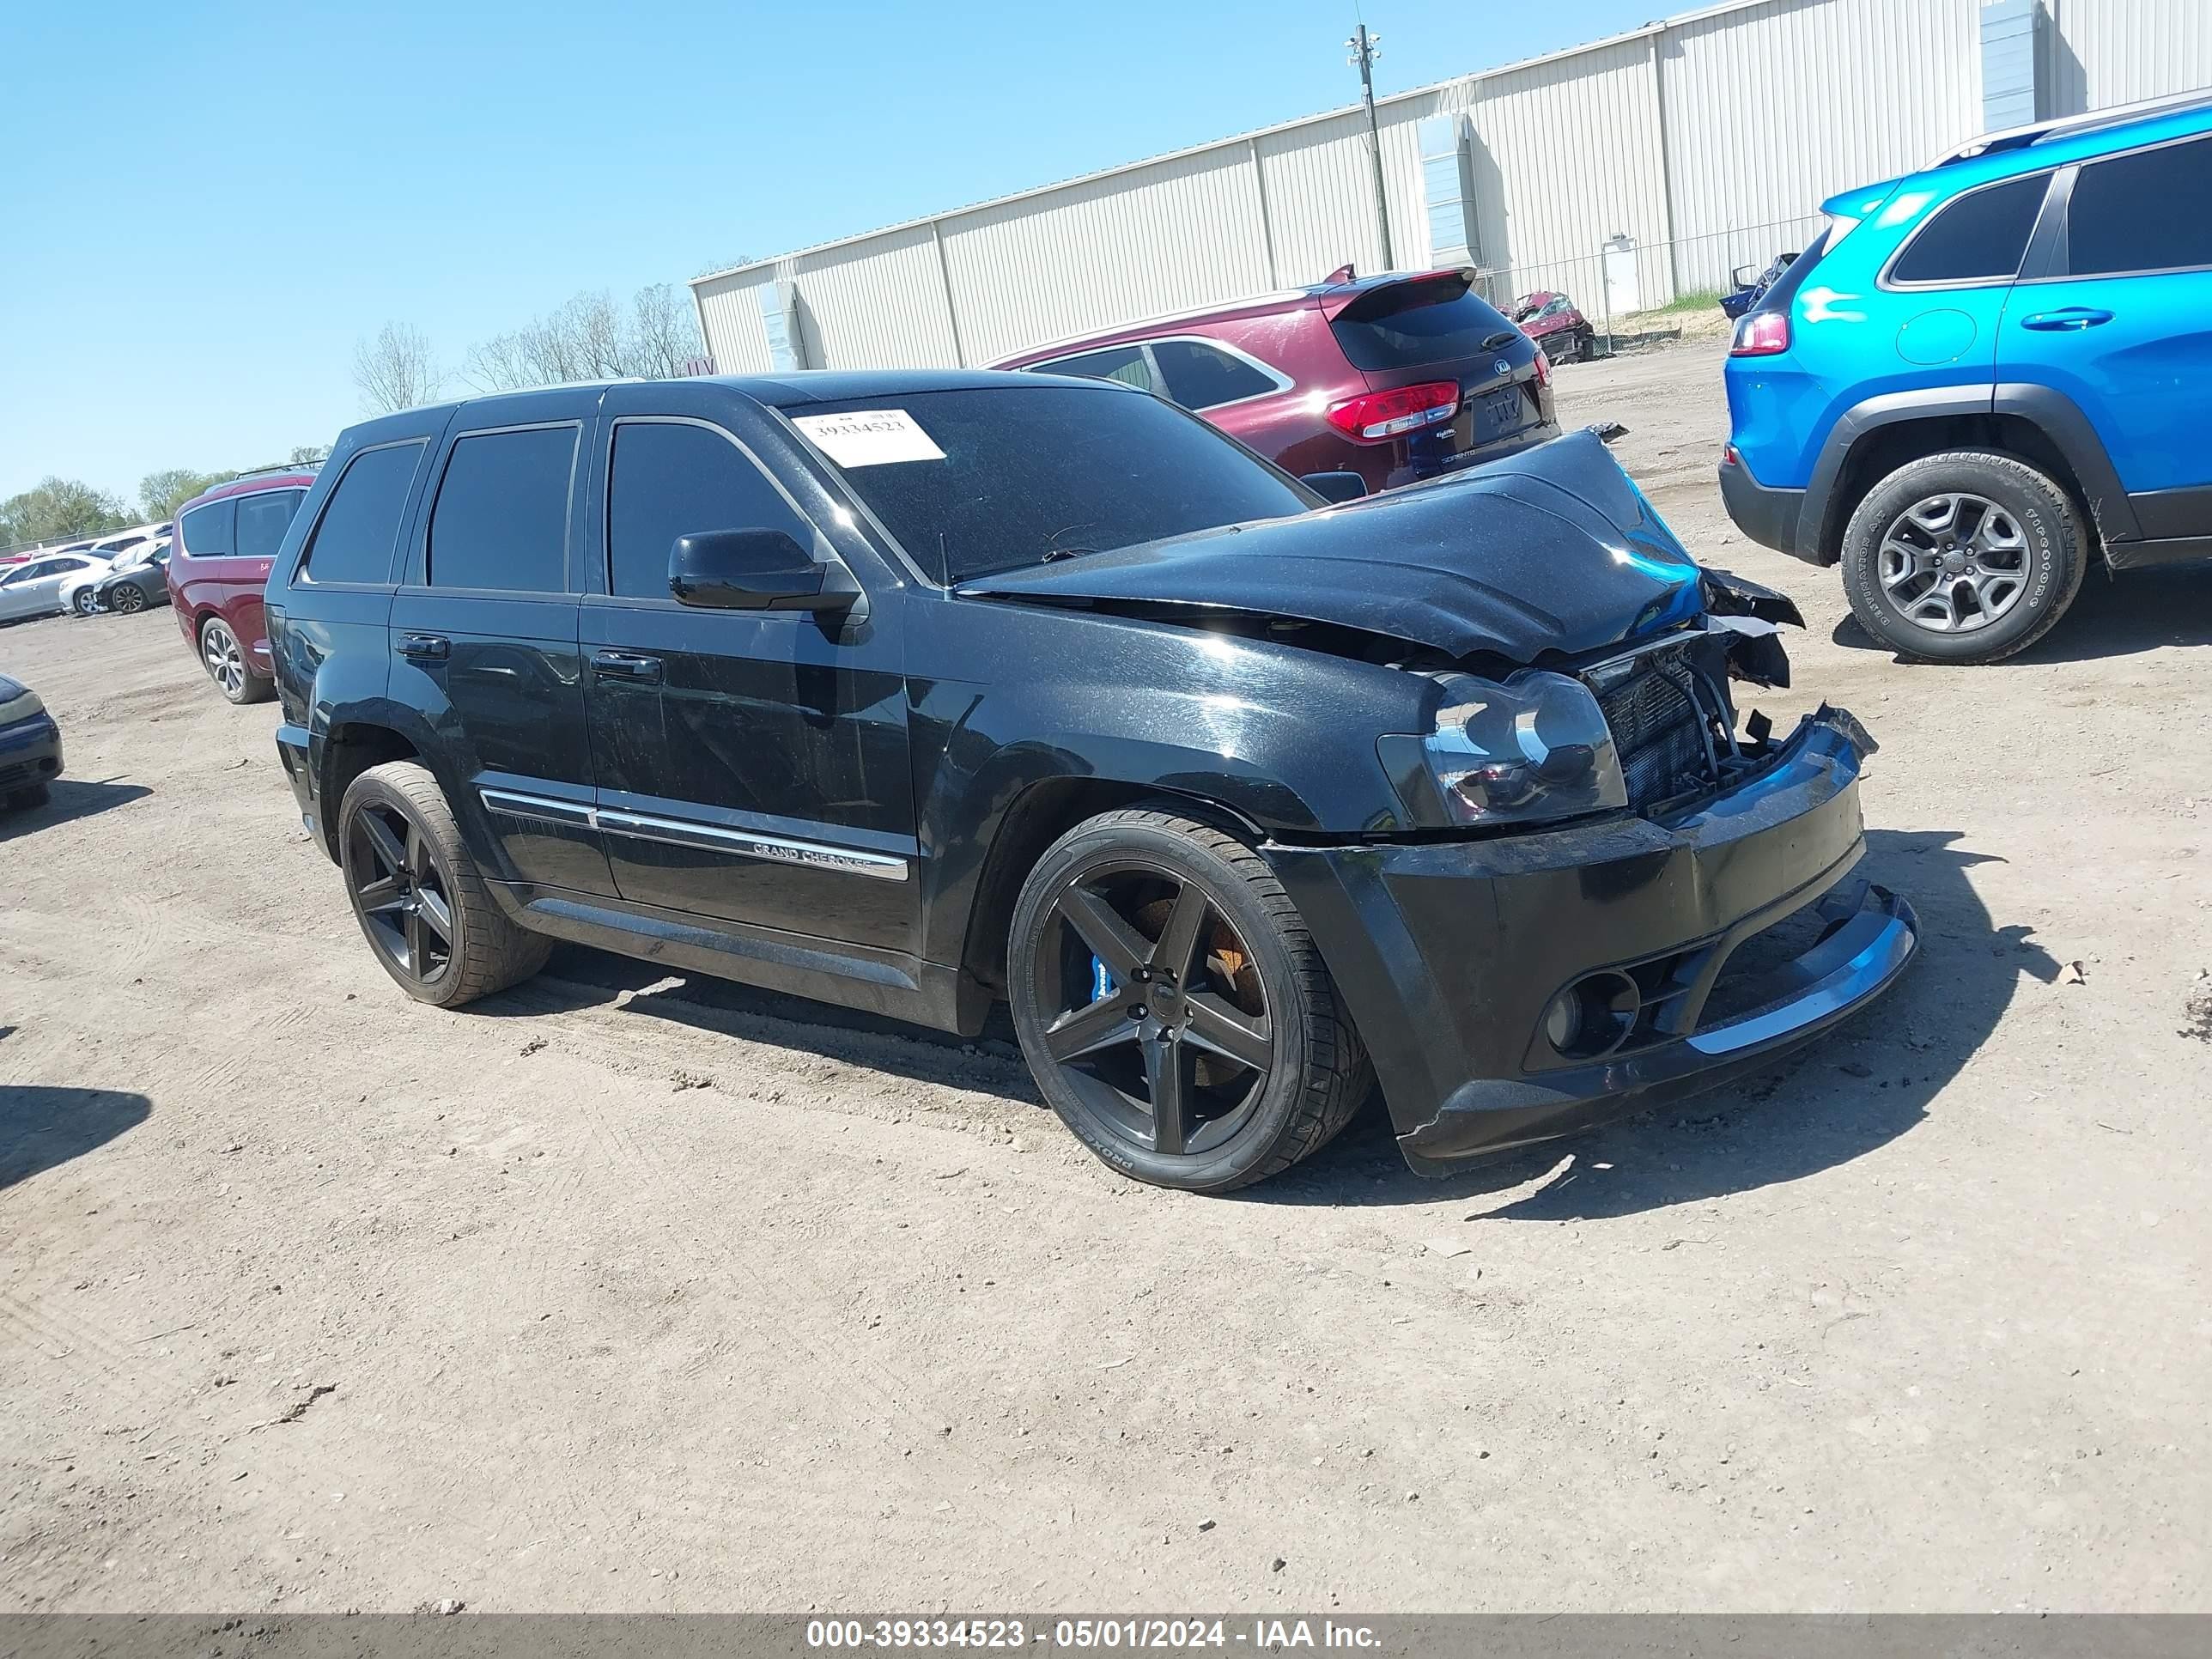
[1032,863,1276,1159]
[344,799,458,988]
[1008,806,1370,1192]
[112,583,148,613]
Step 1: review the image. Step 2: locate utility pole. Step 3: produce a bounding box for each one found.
[1346,22,1395,270]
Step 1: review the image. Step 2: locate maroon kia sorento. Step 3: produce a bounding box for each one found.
[167,465,319,704]
[994,267,1558,495]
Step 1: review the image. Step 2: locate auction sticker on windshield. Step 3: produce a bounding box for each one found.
[792,409,945,467]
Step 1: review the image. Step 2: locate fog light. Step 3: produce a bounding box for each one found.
[1542,989,1583,1052]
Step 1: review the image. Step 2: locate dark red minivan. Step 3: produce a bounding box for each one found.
[994,268,1558,495]
[167,465,319,704]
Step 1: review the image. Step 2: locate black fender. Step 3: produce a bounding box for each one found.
[1798,384,2140,562]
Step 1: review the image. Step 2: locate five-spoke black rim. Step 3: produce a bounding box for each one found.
[1032,863,1274,1158]
[344,802,456,983]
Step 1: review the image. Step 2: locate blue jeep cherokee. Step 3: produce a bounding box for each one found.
[1721,90,2212,663]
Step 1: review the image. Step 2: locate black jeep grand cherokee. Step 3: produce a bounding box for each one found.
[268,369,1917,1192]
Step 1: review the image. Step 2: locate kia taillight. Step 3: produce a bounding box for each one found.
[1730,312,1790,356]
[1325,380,1462,442]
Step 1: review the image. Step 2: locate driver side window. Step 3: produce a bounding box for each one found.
[605,421,816,601]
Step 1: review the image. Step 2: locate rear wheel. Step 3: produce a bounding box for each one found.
[1839,450,2086,664]
[1007,806,1370,1192]
[198,617,273,704]
[337,761,550,1008]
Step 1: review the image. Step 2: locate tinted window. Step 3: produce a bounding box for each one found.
[179,498,235,559]
[1036,344,1159,394]
[301,443,423,586]
[234,489,305,560]
[799,385,1312,585]
[606,422,812,599]
[1328,275,1520,371]
[427,427,577,592]
[2068,137,2212,276]
[1152,339,1279,410]
[1891,174,2049,283]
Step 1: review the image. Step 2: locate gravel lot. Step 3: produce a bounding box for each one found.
[3,339,2208,1614]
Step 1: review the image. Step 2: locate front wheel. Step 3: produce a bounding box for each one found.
[72,588,100,616]
[337,761,550,1008]
[1007,806,1371,1192]
[1839,451,2087,664]
[112,584,149,614]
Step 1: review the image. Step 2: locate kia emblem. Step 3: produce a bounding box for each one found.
[1494,358,1512,378]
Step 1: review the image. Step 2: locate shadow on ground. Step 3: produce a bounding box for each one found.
[1248,827,2047,1217]
[1831,564,2212,663]
[0,779,151,842]
[472,829,2036,1218]
[0,1085,152,1188]
[481,944,1042,1109]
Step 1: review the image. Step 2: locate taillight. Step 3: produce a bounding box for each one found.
[1325,380,1461,442]
[1730,312,1790,356]
[1531,348,1551,389]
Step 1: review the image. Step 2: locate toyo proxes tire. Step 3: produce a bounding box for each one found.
[1839,449,2087,665]
[1007,805,1372,1193]
[337,760,550,1009]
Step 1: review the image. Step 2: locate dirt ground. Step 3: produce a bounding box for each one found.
[3,339,2209,1615]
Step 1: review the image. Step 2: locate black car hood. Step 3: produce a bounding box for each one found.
[957,429,1709,664]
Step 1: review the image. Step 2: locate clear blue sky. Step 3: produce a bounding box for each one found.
[0,0,1671,507]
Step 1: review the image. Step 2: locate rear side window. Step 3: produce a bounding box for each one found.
[178,498,235,559]
[2066,137,2212,276]
[1036,344,1160,394]
[606,422,812,600]
[234,489,305,560]
[1152,339,1279,410]
[427,426,577,593]
[301,443,423,585]
[1328,275,1519,372]
[1890,174,2050,284]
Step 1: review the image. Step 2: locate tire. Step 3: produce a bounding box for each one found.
[198,616,274,704]
[1006,805,1371,1192]
[1839,450,2087,665]
[112,585,148,614]
[71,589,99,616]
[337,760,550,1008]
[5,783,50,812]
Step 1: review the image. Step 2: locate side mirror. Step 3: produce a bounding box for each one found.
[669,528,850,611]
[1729,264,1759,289]
[1300,471,1367,505]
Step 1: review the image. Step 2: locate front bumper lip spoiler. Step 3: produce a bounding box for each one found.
[1398,878,1918,1172]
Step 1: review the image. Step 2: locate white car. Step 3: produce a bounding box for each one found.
[0,552,106,623]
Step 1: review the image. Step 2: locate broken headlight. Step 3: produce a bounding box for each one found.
[1379,670,1626,830]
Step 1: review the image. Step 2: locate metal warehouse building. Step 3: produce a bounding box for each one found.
[690,0,2212,374]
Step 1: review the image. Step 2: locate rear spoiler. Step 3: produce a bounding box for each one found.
[1316,267,1474,322]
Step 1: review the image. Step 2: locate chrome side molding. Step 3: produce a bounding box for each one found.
[479,788,908,882]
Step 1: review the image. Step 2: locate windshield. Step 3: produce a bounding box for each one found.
[790,385,1316,584]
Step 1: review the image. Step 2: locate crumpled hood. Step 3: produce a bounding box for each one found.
[957,429,1707,664]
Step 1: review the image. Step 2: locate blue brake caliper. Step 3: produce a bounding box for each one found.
[1091,956,1114,1004]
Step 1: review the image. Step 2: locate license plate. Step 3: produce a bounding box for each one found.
[1478,386,1526,437]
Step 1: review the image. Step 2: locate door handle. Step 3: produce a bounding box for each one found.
[2021,307,2114,332]
[592,649,664,685]
[398,633,449,661]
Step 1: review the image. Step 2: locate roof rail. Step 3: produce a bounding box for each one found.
[1929,86,2212,168]
[228,459,325,481]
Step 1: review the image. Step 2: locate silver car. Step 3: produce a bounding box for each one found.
[0,553,104,623]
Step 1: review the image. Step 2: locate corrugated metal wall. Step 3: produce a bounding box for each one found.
[692,0,2210,372]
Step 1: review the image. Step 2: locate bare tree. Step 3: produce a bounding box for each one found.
[464,285,703,392]
[630,283,702,379]
[352,322,443,414]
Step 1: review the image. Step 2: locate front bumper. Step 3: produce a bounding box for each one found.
[1719,450,1810,561]
[1268,708,1917,1174]
[0,713,64,796]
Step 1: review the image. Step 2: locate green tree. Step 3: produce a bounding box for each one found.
[138,467,238,522]
[0,477,129,547]
[289,443,331,465]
